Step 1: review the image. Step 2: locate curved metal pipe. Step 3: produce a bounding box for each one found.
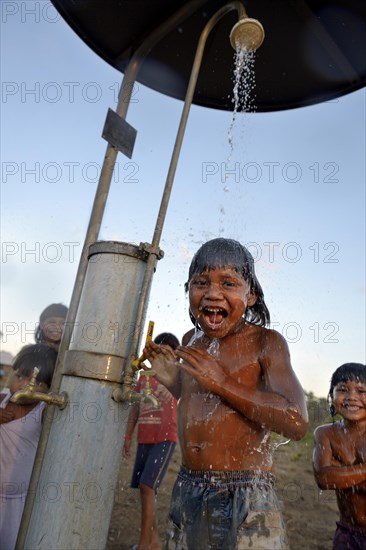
[129,1,247,360]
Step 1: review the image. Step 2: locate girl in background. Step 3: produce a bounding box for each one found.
[0,344,57,550]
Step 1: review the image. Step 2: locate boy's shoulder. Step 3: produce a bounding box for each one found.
[182,328,195,345]
[314,421,341,440]
[241,323,289,348]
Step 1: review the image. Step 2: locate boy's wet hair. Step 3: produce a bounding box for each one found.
[185,238,270,327]
[154,333,180,350]
[329,362,366,397]
[13,344,57,387]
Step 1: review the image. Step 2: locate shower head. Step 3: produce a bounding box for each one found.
[230,17,265,52]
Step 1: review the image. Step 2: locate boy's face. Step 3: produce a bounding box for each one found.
[332,379,366,422]
[188,267,257,338]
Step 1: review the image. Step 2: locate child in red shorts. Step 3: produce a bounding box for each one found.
[123,333,179,550]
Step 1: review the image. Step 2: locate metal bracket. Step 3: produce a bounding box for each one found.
[139,242,164,260]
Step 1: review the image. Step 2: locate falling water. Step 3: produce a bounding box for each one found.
[207,337,220,356]
[186,330,220,358]
[187,328,204,347]
[271,437,291,451]
[227,47,257,165]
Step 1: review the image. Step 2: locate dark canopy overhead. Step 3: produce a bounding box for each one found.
[51,0,366,112]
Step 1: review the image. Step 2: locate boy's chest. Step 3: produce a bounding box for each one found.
[215,335,263,381]
[333,434,366,464]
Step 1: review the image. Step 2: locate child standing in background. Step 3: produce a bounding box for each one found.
[313,362,366,549]
[144,238,308,549]
[35,303,68,352]
[0,344,57,550]
[123,333,179,550]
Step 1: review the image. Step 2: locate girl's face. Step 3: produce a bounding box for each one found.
[188,267,257,338]
[332,379,366,422]
[42,316,66,344]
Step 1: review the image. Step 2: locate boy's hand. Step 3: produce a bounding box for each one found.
[143,341,178,388]
[176,346,226,391]
[155,383,174,403]
[0,408,15,424]
[122,437,132,459]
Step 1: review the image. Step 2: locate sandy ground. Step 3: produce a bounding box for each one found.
[106,438,338,550]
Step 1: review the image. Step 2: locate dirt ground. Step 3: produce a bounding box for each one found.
[106,437,338,550]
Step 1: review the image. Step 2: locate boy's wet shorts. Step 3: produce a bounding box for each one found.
[131,441,176,492]
[165,466,289,550]
[333,521,366,550]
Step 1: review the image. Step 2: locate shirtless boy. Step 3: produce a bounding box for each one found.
[144,238,308,549]
[313,362,366,550]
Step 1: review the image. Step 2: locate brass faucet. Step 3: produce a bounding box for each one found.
[10,367,68,410]
[112,320,159,408]
[139,369,160,408]
[113,367,159,409]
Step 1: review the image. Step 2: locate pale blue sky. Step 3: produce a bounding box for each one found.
[1,3,365,396]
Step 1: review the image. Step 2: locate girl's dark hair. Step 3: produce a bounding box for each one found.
[154,333,180,350]
[35,326,45,344]
[329,363,366,397]
[13,344,57,387]
[185,238,270,327]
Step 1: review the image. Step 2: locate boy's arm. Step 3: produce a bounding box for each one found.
[122,402,140,459]
[313,425,366,489]
[257,329,308,439]
[176,330,308,440]
[143,341,181,400]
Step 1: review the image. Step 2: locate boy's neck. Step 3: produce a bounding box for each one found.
[340,417,366,434]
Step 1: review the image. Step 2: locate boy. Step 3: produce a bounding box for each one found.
[144,238,308,549]
[313,362,366,549]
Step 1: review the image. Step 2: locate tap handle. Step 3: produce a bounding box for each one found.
[131,321,155,369]
[29,367,40,390]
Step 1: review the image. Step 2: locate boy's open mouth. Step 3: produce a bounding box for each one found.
[200,307,227,327]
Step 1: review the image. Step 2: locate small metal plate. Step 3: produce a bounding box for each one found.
[102,108,137,159]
